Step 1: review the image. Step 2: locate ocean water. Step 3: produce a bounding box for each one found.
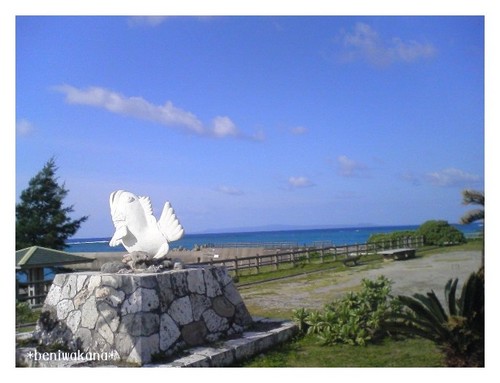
[65,223,482,253]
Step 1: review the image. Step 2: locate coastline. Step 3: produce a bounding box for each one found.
[66,222,482,255]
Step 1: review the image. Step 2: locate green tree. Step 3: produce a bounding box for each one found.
[416,220,466,246]
[16,158,88,250]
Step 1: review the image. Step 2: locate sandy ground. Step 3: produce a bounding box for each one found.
[72,249,482,313]
[238,250,482,313]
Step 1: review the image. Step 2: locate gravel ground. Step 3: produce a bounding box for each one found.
[239,250,482,313]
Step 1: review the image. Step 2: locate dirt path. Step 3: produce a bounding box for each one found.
[239,251,482,314]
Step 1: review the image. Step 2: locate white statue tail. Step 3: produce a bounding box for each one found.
[158,202,184,242]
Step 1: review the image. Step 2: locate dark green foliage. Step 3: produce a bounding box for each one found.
[367,230,418,249]
[16,158,88,250]
[386,269,484,367]
[293,276,401,346]
[460,189,484,267]
[460,189,484,225]
[16,301,39,325]
[291,307,310,334]
[416,220,466,246]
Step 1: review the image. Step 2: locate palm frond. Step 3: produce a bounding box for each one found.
[461,190,484,206]
[394,295,449,339]
[458,272,484,318]
[460,209,484,224]
[445,278,459,316]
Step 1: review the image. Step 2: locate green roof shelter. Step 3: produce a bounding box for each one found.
[16,246,92,307]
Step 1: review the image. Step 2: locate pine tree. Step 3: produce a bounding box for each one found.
[16,158,88,250]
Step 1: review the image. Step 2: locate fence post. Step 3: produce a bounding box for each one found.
[333,246,337,261]
[234,256,239,277]
[291,250,296,267]
[320,248,324,263]
[306,250,310,264]
[256,254,260,275]
[274,252,279,270]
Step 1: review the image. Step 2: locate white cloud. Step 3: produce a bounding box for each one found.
[16,119,34,135]
[54,85,260,140]
[425,168,481,187]
[290,126,308,135]
[390,37,436,63]
[54,85,204,134]
[216,185,244,196]
[339,22,436,66]
[211,116,238,138]
[288,176,314,188]
[337,155,367,177]
[127,17,169,28]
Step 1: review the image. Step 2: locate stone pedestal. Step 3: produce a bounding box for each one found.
[34,266,253,365]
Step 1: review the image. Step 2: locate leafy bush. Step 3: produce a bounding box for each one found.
[386,269,484,367]
[367,231,419,249]
[416,220,466,246]
[16,301,39,325]
[293,276,401,346]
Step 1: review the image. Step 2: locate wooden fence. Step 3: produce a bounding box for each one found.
[15,236,423,307]
[195,236,424,277]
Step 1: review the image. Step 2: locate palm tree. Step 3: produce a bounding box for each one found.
[386,271,484,367]
[460,189,484,268]
[460,189,484,225]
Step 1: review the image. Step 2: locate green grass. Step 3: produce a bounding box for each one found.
[238,335,445,367]
[16,242,480,367]
[417,239,483,256]
[234,241,483,287]
[234,252,383,286]
[236,242,483,367]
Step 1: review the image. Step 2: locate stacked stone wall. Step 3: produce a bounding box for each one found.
[34,266,252,365]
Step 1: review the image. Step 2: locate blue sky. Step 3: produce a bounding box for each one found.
[14,15,485,238]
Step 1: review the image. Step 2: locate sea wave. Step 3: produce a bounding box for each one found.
[67,239,110,245]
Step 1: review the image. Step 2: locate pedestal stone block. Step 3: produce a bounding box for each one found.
[34,266,252,365]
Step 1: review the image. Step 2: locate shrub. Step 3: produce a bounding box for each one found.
[386,269,484,367]
[416,220,466,246]
[292,307,311,334]
[16,301,39,325]
[367,231,418,249]
[293,276,401,346]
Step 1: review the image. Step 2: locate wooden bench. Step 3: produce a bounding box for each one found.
[379,248,416,261]
[342,253,363,267]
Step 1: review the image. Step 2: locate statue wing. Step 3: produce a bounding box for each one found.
[158,202,184,242]
[109,225,128,247]
[139,196,157,226]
